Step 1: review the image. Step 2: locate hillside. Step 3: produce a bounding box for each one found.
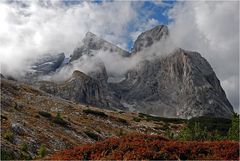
[1,78,185,159]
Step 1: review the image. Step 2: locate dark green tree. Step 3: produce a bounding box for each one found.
[228,113,239,141]
[38,144,46,157]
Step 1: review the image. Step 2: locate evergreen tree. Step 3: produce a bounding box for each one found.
[228,113,239,141]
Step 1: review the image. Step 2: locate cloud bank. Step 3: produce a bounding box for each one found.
[0,1,139,77]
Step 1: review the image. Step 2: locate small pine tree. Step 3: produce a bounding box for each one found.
[56,112,61,120]
[213,130,223,141]
[38,144,46,158]
[165,129,174,139]
[177,126,192,140]
[228,113,239,141]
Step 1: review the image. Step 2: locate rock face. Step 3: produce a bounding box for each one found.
[131,25,168,53]
[24,53,65,83]
[70,32,129,62]
[38,70,123,110]
[32,53,65,75]
[113,48,234,118]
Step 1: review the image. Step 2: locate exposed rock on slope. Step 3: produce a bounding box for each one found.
[38,70,123,110]
[113,48,234,118]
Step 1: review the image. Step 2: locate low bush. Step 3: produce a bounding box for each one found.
[50,133,238,160]
[1,150,15,160]
[38,111,52,118]
[84,131,101,141]
[20,142,28,152]
[52,112,69,127]
[116,128,125,136]
[83,109,108,118]
[138,113,186,124]
[114,117,128,125]
[38,144,46,158]
[2,130,14,142]
[188,116,231,134]
[133,117,141,122]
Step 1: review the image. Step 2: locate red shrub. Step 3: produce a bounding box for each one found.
[49,133,239,160]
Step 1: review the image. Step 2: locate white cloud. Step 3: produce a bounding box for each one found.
[0,1,138,77]
[167,1,239,111]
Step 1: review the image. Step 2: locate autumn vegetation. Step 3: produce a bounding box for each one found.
[49,114,239,160]
[49,133,239,160]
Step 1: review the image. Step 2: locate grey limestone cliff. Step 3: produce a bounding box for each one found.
[38,70,124,110]
[112,48,234,118]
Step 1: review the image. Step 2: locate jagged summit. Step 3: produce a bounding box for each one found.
[132,25,169,53]
[70,31,129,62]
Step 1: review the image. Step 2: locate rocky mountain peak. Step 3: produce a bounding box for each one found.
[132,25,169,53]
[70,32,129,62]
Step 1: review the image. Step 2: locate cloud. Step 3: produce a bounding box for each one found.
[167,1,239,111]
[0,1,139,77]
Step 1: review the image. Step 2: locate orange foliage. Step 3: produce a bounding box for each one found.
[49,133,239,160]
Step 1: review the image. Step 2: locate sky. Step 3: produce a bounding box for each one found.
[0,0,239,112]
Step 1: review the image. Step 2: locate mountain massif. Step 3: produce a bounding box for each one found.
[21,25,234,119]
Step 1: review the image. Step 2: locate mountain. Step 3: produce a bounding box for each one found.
[20,25,234,119]
[115,25,233,118]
